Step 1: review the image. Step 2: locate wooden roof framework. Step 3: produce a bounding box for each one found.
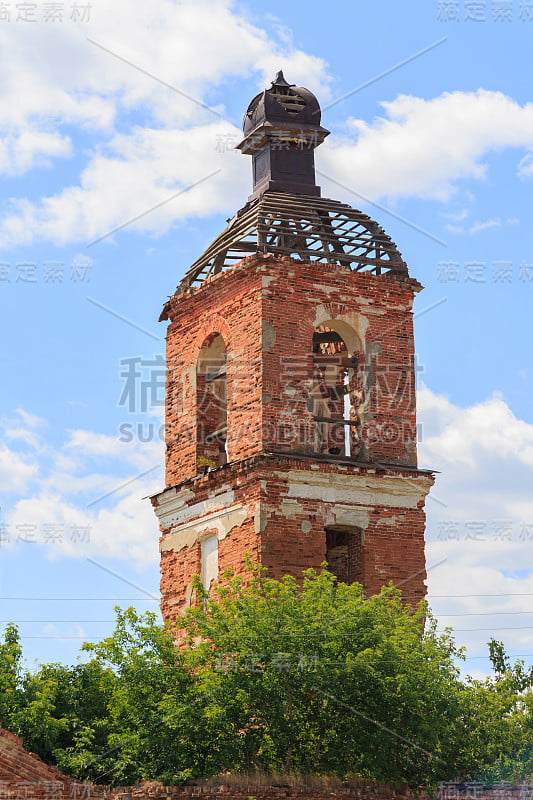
[174,191,409,296]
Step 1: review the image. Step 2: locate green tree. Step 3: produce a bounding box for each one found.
[455,639,533,783]
[0,621,116,779]
[15,659,117,775]
[0,622,23,726]
[78,607,211,785]
[3,569,533,788]
[184,565,465,786]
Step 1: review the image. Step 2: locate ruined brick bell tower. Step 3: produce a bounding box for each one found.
[151,72,435,623]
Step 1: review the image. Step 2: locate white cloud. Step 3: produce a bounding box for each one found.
[467,218,501,234]
[5,84,533,247]
[4,427,41,449]
[0,2,328,163]
[0,123,248,247]
[518,152,533,177]
[0,129,72,176]
[320,89,533,202]
[419,386,533,474]
[4,5,533,247]
[64,428,161,466]
[2,408,164,568]
[15,409,45,428]
[0,0,329,246]
[445,218,503,235]
[41,427,164,508]
[419,386,533,661]
[443,208,469,223]
[7,485,161,567]
[0,410,45,490]
[0,445,39,493]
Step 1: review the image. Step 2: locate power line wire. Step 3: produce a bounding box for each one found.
[6,609,533,623]
[4,592,533,600]
[437,625,533,632]
[10,636,533,665]
[0,597,159,601]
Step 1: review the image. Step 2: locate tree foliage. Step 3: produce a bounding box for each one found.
[185,566,464,785]
[1,565,533,787]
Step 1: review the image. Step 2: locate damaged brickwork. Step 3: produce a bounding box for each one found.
[0,726,84,798]
[162,254,423,485]
[151,254,434,626]
[0,729,525,800]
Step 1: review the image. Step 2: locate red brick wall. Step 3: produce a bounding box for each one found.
[164,254,421,487]
[164,258,264,485]
[155,253,432,623]
[104,784,533,800]
[153,455,432,625]
[0,780,434,800]
[106,784,421,800]
[157,463,262,621]
[255,458,429,601]
[259,257,419,465]
[0,726,84,798]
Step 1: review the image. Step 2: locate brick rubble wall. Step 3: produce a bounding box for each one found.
[0,726,88,799]
[106,785,420,800]
[0,727,70,784]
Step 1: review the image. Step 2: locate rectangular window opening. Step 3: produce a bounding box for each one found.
[325,526,363,585]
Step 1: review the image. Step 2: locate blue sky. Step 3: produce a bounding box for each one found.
[1,0,533,676]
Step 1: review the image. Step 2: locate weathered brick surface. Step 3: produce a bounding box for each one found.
[255,457,430,600]
[163,255,422,485]
[106,784,421,800]
[0,726,87,799]
[153,454,432,625]
[164,257,264,486]
[153,254,434,621]
[157,464,262,622]
[0,728,70,784]
[103,785,533,800]
[259,258,420,466]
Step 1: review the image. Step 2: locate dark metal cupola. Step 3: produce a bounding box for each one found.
[237,70,330,199]
[160,71,411,315]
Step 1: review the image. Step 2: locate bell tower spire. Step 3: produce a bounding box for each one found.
[237,70,330,199]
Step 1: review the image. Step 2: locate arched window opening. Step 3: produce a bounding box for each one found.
[311,323,363,458]
[196,333,227,471]
[200,533,218,592]
[325,525,363,585]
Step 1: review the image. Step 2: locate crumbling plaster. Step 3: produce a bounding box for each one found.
[280,469,433,509]
[155,467,432,558]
